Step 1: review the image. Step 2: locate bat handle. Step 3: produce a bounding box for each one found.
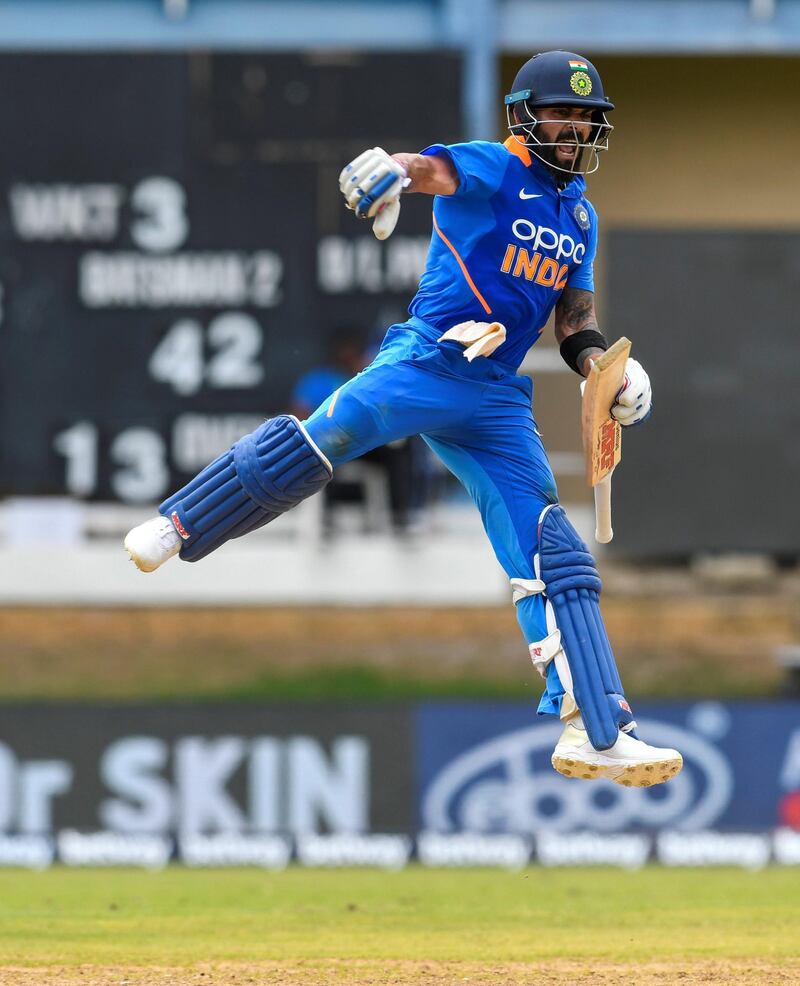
[594,470,614,544]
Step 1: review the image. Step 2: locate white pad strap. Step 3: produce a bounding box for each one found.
[528,628,564,679]
[510,577,545,605]
[513,561,578,717]
[439,321,507,361]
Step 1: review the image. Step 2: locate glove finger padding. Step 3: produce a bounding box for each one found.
[354,171,405,218]
[611,356,652,426]
[611,402,651,426]
[339,149,375,189]
[342,154,390,208]
[340,147,407,218]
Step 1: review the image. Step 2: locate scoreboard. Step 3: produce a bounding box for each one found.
[0,52,461,503]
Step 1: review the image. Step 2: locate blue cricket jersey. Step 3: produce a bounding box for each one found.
[408,137,598,370]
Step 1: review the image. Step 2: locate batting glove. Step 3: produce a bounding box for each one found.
[339,147,409,240]
[611,357,652,426]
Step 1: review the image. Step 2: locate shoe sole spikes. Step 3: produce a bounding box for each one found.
[551,753,683,787]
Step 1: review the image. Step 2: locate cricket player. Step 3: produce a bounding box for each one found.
[126,51,682,787]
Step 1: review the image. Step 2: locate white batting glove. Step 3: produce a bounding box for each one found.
[339,147,409,240]
[611,357,652,426]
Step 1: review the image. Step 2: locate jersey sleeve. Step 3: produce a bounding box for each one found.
[420,141,507,199]
[566,202,598,292]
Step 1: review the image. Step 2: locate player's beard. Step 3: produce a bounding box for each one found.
[535,132,586,181]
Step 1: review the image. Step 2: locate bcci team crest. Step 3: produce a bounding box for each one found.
[574,203,591,230]
[569,71,593,96]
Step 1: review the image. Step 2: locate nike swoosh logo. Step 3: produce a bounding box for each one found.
[519,189,544,200]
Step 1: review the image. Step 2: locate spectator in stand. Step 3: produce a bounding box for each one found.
[289,327,367,422]
[290,326,417,533]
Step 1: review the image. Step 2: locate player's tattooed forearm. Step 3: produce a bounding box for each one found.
[556,287,598,336]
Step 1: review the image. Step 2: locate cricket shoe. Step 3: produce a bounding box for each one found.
[124,515,181,572]
[551,716,683,787]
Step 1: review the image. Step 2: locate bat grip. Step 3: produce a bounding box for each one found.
[594,470,614,544]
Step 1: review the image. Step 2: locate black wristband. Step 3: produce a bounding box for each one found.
[559,329,608,375]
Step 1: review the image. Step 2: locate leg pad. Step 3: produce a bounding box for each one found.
[160,415,332,562]
[537,505,635,750]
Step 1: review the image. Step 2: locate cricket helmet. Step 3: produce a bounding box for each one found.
[505,51,614,176]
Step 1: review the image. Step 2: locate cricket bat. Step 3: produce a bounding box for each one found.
[581,337,631,544]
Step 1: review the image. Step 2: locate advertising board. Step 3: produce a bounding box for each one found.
[0,703,413,836]
[0,700,799,868]
[417,701,800,834]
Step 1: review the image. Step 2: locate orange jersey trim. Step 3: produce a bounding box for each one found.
[326,386,341,418]
[431,213,492,315]
[503,135,532,167]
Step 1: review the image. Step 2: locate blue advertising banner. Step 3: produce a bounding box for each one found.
[416,702,800,834]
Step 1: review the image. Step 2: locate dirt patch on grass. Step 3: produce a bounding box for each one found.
[2,959,799,985]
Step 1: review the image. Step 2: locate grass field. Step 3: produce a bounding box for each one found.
[1,597,797,701]
[1,867,799,985]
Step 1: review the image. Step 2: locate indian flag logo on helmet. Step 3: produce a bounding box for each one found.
[569,59,589,71]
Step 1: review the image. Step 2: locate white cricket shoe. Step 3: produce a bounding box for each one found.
[124,515,182,572]
[552,716,683,787]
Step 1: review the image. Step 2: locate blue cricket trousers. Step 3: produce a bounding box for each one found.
[304,317,566,716]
